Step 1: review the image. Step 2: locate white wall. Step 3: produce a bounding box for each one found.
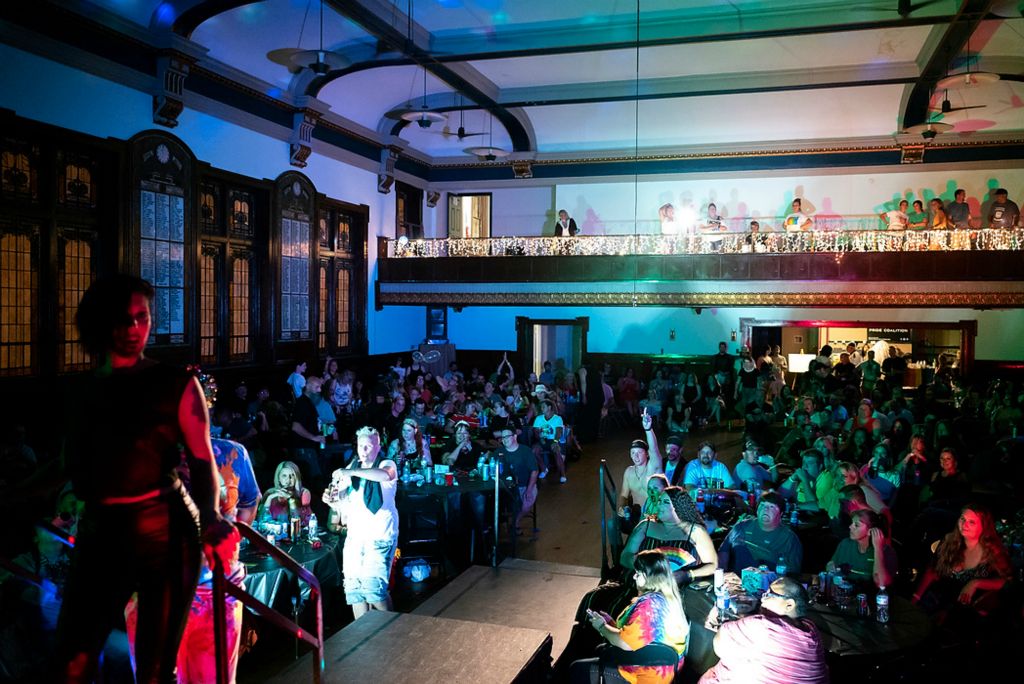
[447,305,1024,361]
[0,43,422,354]
[431,166,1024,236]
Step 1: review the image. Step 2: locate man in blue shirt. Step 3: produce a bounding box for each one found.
[683,440,736,491]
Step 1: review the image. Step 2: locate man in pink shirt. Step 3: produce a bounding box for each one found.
[700,577,829,684]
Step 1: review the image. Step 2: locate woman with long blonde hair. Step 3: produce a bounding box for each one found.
[575,550,689,683]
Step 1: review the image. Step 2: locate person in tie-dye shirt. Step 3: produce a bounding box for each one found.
[573,550,689,683]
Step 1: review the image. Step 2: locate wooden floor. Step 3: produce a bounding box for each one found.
[512,422,746,568]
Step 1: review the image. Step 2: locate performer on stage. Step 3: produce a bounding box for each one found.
[56,274,237,683]
[323,426,399,618]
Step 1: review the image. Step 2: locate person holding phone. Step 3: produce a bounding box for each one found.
[572,550,689,683]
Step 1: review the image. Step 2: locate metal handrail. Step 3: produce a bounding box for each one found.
[598,459,621,580]
[212,521,324,684]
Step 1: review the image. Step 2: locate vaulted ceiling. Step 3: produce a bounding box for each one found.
[25,1,1024,162]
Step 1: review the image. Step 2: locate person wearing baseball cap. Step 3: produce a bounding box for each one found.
[615,408,664,534]
[664,434,686,486]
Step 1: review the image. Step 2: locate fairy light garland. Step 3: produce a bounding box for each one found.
[389,228,1024,258]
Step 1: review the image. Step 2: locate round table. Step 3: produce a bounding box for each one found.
[683,584,932,677]
[240,532,343,612]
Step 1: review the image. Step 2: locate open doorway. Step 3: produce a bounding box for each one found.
[741,317,977,386]
[515,317,589,381]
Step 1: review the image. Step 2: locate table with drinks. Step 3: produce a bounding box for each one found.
[241,520,343,612]
[396,459,519,564]
[684,568,932,677]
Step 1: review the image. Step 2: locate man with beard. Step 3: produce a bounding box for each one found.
[663,435,686,486]
[683,441,735,491]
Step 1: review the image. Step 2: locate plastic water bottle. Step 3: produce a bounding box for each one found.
[876,586,890,624]
[714,568,730,618]
[776,555,788,577]
[308,513,318,539]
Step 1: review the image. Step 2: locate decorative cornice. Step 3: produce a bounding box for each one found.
[429,139,1024,170]
[377,290,1024,308]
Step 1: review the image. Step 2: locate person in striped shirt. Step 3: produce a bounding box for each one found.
[700,577,828,683]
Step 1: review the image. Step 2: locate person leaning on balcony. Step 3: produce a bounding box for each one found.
[907,200,928,230]
[880,199,909,230]
[988,188,1020,229]
[929,198,951,229]
[784,198,813,231]
[945,189,973,229]
[554,209,579,237]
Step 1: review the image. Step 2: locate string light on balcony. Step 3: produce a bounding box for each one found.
[389,229,1024,258]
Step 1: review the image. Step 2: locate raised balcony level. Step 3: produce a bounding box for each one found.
[377,228,1024,309]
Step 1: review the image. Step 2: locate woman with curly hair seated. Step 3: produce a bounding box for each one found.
[621,485,717,586]
[913,504,1012,624]
[259,460,312,524]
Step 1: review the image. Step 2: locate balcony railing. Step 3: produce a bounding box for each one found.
[385,226,1024,259]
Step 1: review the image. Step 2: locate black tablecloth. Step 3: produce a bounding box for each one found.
[683,584,932,677]
[241,533,343,612]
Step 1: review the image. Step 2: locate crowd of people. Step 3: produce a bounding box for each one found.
[555,187,1022,238]
[3,275,1023,682]
[564,338,1023,683]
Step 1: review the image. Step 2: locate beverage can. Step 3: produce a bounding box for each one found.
[857,593,870,617]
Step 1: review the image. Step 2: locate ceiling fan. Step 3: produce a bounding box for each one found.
[929,89,986,115]
[431,98,486,140]
[267,0,350,74]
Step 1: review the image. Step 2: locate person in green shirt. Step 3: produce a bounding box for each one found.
[907,199,928,229]
[828,509,897,589]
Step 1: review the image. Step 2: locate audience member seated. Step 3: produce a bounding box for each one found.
[733,441,775,490]
[665,391,691,435]
[778,449,835,514]
[920,448,971,511]
[533,400,567,483]
[776,419,817,468]
[837,426,873,465]
[441,420,483,471]
[260,460,312,524]
[717,492,803,574]
[408,397,434,431]
[913,504,1013,627]
[831,461,888,518]
[684,441,736,491]
[495,420,538,532]
[620,486,717,586]
[573,550,689,684]
[387,417,432,473]
[662,435,686,487]
[0,487,90,681]
[827,509,897,590]
[616,412,664,532]
[699,577,828,684]
[860,443,900,505]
